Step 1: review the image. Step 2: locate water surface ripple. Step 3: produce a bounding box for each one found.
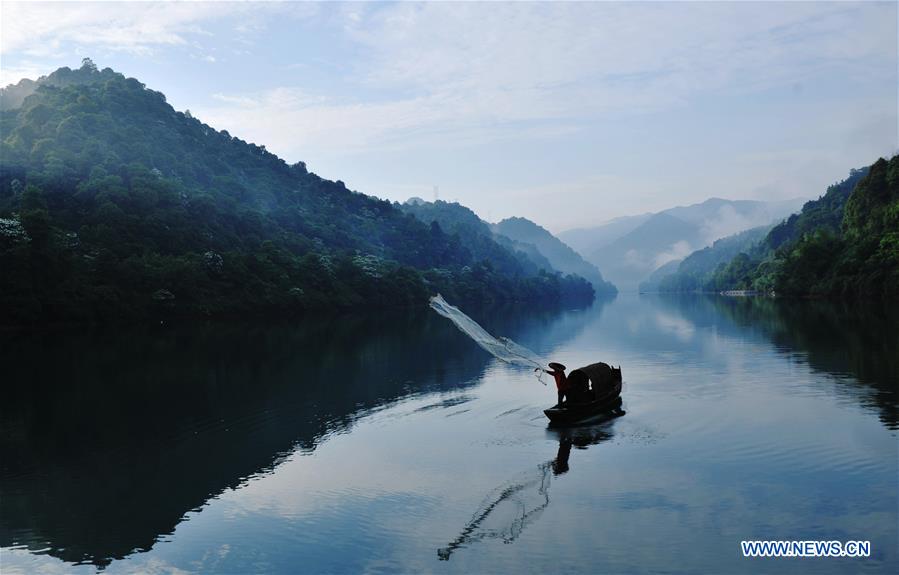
[1,295,896,573]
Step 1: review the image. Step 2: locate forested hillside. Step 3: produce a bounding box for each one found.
[397,199,548,278]
[397,199,595,299]
[704,158,897,297]
[0,64,120,110]
[493,217,616,294]
[0,61,593,324]
[637,259,683,293]
[398,200,613,295]
[646,225,771,292]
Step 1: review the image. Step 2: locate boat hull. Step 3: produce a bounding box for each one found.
[544,380,623,425]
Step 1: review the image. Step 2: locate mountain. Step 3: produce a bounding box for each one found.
[492,217,616,294]
[663,197,805,228]
[749,169,868,259]
[397,199,602,295]
[396,199,533,275]
[0,59,118,110]
[558,213,651,258]
[589,212,703,291]
[0,61,593,323]
[561,197,807,291]
[706,157,897,297]
[637,259,683,293]
[644,224,772,292]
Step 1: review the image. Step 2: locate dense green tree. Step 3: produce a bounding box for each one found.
[0,63,594,324]
[697,157,898,297]
[651,225,771,293]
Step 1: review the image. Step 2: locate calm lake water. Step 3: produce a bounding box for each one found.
[1,294,897,574]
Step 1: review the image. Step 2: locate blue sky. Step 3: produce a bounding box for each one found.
[1,1,896,232]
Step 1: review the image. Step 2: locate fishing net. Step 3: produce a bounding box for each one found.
[429,294,548,383]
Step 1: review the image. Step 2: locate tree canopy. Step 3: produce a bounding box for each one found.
[653,158,898,298]
[0,62,594,324]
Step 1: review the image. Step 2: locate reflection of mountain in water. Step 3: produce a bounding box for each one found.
[0,301,596,568]
[468,293,616,360]
[0,313,474,566]
[654,294,899,430]
[438,404,623,561]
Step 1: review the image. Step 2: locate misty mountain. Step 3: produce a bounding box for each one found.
[398,199,614,294]
[637,259,683,293]
[396,199,549,278]
[645,225,773,293]
[589,212,701,291]
[0,60,117,110]
[0,62,593,323]
[492,217,616,294]
[558,213,651,258]
[561,197,807,291]
[704,159,897,297]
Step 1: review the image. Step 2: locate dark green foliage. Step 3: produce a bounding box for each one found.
[493,216,617,294]
[711,252,758,291]
[0,63,593,324]
[702,157,898,297]
[651,225,771,292]
[397,199,596,300]
[637,258,682,293]
[397,199,540,278]
[758,167,868,255]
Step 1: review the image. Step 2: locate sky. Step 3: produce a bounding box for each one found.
[1,1,896,232]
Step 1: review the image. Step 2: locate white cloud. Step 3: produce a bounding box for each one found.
[197,87,561,158]
[8,2,891,162]
[0,62,50,87]
[345,1,893,114]
[211,93,258,107]
[194,2,895,160]
[654,241,694,269]
[0,1,282,57]
[698,205,768,248]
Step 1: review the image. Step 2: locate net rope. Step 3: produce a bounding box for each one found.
[429,294,548,383]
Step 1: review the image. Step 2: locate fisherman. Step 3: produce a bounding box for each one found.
[542,362,570,406]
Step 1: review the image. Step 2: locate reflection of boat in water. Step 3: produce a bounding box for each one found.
[547,398,624,475]
[544,363,623,425]
[438,402,625,561]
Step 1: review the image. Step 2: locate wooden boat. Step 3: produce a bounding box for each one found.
[544,363,623,425]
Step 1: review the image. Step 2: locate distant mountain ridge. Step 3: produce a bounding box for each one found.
[396,199,546,278]
[559,197,808,291]
[398,199,616,294]
[492,217,616,294]
[557,213,651,260]
[643,224,773,293]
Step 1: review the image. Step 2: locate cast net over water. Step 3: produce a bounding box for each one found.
[429,294,548,383]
